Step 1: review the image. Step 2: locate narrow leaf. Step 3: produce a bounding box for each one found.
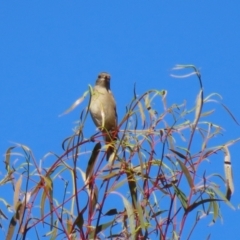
[40,176,54,229]
[210,186,235,210]
[221,103,240,126]
[151,210,167,218]
[4,147,15,173]
[186,199,222,214]
[177,159,194,189]
[172,185,188,210]
[14,175,22,210]
[223,146,234,196]
[125,168,137,208]
[121,196,135,239]
[86,142,101,180]
[72,212,84,232]
[200,109,215,117]
[6,215,17,240]
[50,221,58,240]
[193,89,203,126]
[41,190,47,223]
[211,198,219,225]
[137,101,145,126]
[89,220,114,238]
[136,200,145,230]
[170,149,186,159]
[104,209,118,216]
[89,185,98,216]
[0,209,8,220]
[60,90,89,116]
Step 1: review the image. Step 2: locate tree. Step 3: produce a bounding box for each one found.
[1,65,238,240]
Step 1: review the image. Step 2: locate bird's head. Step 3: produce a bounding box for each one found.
[96,72,111,89]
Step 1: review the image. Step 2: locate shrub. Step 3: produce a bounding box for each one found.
[1,65,238,240]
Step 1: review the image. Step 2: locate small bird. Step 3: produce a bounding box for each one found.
[89,72,118,161]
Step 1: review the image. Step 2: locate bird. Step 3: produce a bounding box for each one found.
[89,72,118,161]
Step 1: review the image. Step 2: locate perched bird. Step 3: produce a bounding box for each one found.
[89,72,118,161]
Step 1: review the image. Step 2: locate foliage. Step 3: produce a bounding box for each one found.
[0,65,238,240]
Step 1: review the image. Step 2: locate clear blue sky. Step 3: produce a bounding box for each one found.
[1,2,240,239]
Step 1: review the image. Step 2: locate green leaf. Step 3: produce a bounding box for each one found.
[40,175,54,229]
[6,215,17,240]
[50,221,58,240]
[89,185,98,216]
[170,149,186,159]
[121,195,135,239]
[125,167,137,207]
[14,175,22,210]
[137,100,145,126]
[177,159,194,189]
[86,142,101,180]
[104,209,118,216]
[193,89,203,126]
[210,185,235,210]
[151,210,167,218]
[172,184,188,210]
[211,198,219,224]
[60,89,89,116]
[136,200,146,230]
[0,209,8,220]
[4,146,15,173]
[89,220,115,238]
[186,199,222,214]
[72,212,84,231]
[200,109,215,117]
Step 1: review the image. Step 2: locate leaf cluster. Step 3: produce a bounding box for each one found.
[0,65,238,240]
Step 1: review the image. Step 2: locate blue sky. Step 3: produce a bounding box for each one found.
[1,2,240,239]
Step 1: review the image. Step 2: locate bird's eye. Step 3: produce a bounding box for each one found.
[105,75,110,81]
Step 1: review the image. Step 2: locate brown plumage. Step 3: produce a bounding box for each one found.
[89,72,118,160]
